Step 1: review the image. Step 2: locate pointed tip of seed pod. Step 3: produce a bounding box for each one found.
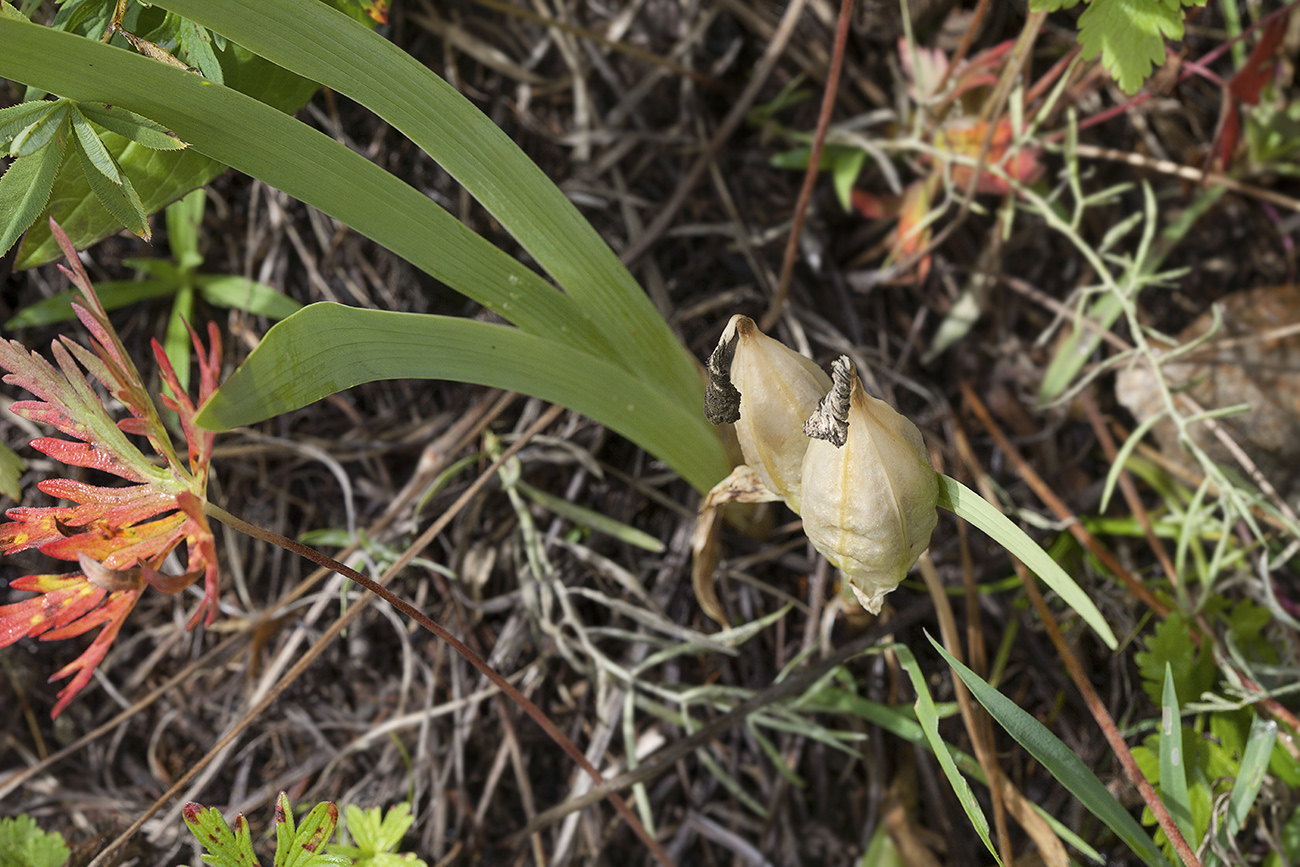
[803,356,853,447]
[704,326,742,425]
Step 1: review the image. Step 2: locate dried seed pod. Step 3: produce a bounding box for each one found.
[801,356,938,614]
[705,315,831,513]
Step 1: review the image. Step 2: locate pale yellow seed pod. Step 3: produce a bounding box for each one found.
[800,357,938,614]
[704,315,831,513]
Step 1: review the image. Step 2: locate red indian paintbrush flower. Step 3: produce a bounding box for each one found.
[0,219,222,717]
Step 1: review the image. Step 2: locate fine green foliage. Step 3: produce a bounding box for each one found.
[1031,0,1209,93]
[0,816,69,867]
[329,804,426,867]
[930,635,1172,867]
[936,473,1118,649]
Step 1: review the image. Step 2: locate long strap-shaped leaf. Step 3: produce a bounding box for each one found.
[0,20,612,363]
[194,303,726,493]
[149,0,703,414]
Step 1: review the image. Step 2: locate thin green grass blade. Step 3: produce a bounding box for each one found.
[1224,715,1276,835]
[5,278,176,328]
[1159,664,1194,847]
[937,473,1118,649]
[193,303,725,493]
[75,138,149,237]
[149,0,702,413]
[892,643,1001,866]
[514,480,665,553]
[1201,714,1278,867]
[195,275,301,319]
[929,635,1170,867]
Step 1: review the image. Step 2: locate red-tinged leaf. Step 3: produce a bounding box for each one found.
[46,587,142,718]
[894,176,937,284]
[851,188,902,220]
[175,491,219,627]
[28,437,153,482]
[1229,17,1286,106]
[934,118,1043,194]
[0,220,225,717]
[36,478,175,527]
[40,511,187,569]
[0,575,106,645]
[0,505,75,553]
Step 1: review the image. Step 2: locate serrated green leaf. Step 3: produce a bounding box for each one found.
[1076,0,1186,94]
[0,1,28,22]
[0,140,66,257]
[76,138,150,238]
[333,803,424,866]
[278,801,347,867]
[0,100,56,146]
[1134,613,1216,705]
[0,815,70,867]
[10,102,68,157]
[931,635,1172,867]
[177,17,225,83]
[69,107,122,182]
[76,103,186,151]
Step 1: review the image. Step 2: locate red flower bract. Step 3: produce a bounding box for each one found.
[0,219,222,718]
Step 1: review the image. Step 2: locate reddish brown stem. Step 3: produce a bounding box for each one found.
[203,510,672,866]
[760,0,854,330]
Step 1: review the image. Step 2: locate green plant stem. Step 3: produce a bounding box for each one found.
[201,500,673,866]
